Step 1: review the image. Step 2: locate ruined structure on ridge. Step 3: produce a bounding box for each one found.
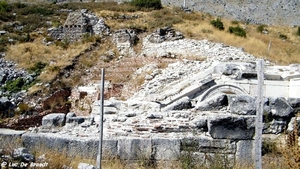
[48,9,110,41]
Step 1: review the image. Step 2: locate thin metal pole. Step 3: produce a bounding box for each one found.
[184,0,186,7]
[254,60,264,169]
[97,68,105,169]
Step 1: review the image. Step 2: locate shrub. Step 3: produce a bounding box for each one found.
[210,18,224,30]
[0,11,15,22]
[28,61,47,74]
[262,139,277,155]
[257,24,267,33]
[130,0,162,10]
[2,78,25,93]
[20,6,53,16]
[279,34,288,40]
[0,0,12,12]
[12,2,27,9]
[228,26,247,37]
[297,27,300,36]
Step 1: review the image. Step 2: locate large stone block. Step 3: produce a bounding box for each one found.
[208,115,255,140]
[152,138,180,160]
[42,113,66,127]
[228,95,256,115]
[102,139,118,159]
[118,138,152,160]
[236,140,254,164]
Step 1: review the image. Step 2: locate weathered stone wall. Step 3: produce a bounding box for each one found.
[19,132,253,167]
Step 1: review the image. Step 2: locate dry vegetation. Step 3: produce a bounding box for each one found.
[2,2,300,93]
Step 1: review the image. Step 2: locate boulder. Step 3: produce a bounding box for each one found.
[228,95,256,115]
[13,147,35,162]
[0,97,15,118]
[288,98,300,112]
[269,97,294,117]
[78,163,97,169]
[263,119,287,134]
[42,113,66,127]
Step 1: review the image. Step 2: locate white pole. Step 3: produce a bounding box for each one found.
[184,0,186,7]
[254,60,264,169]
[97,68,105,169]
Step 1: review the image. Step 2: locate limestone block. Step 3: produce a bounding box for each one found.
[78,163,96,169]
[236,140,254,164]
[66,112,76,123]
[42,113,66,127]
[192,117,208,131]
[152,138,180,160]
[102,139,118,159]
[118,138,152,160]
[208,116,255,140]
[163,96,192,111]
[67,116,85,124]
[195,94,228,111]
[228,95,256,115]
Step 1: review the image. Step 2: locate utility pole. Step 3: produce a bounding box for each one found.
[254,60,264,169]
[97,68,105,169]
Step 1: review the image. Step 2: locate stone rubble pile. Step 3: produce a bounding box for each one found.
[0,57,35,118]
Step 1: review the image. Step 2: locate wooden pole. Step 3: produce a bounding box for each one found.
[268,40,272,53]
[97,68,105,169]
[254,60,264,169]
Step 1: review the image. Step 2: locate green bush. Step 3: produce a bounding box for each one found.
[228,26,247,37]
[257,24,267,33]
[210,18,224,30]
[130,0,162,10]
[297,27,300,36]
[2,78,25,93]
[0,0,12,12]
[29,62,47,74]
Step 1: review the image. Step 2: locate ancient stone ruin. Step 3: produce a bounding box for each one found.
[2,27,300,168]
[48,9,110,41]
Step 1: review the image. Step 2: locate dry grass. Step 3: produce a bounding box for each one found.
[2,2,300,98]
[96,5,300,65]
[173,14,300,64]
